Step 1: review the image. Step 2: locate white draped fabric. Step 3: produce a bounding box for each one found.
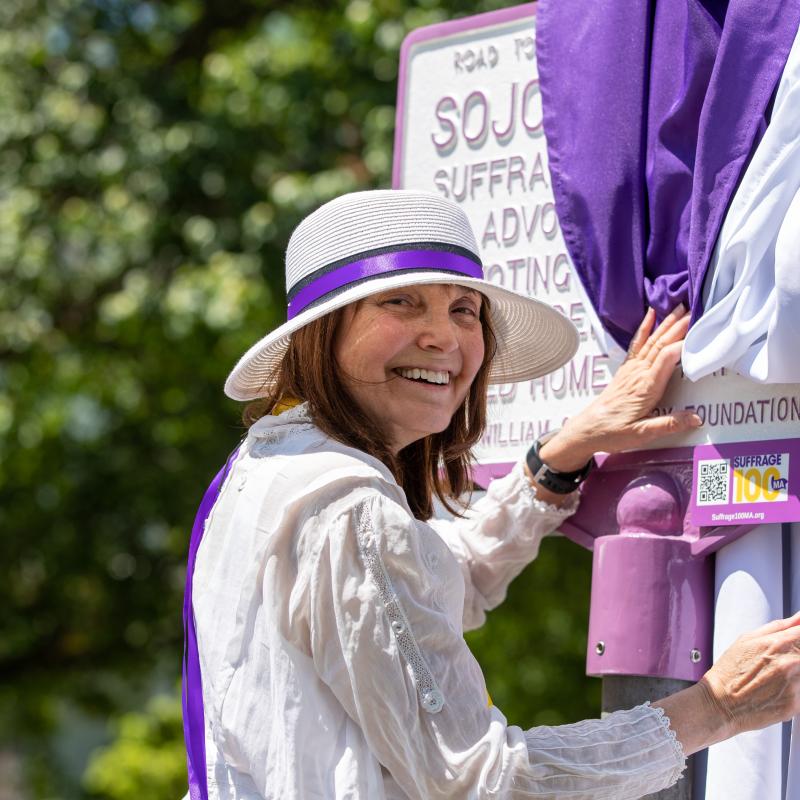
[682,23,800,383]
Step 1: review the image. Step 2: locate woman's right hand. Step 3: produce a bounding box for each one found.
[701,610,800,737]
[654,611,800,756]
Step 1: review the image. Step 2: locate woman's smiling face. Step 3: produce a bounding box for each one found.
[333,283,486,453]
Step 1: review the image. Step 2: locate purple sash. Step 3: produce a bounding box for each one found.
[182,447,240,800]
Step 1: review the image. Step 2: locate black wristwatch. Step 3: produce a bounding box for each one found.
[525,430,594,495]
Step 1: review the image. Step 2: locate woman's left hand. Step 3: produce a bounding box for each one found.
[539,304,702,472]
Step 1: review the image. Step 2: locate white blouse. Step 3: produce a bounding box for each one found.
[190,403,685,799]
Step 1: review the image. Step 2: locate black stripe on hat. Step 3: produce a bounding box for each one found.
[286,241,482,303]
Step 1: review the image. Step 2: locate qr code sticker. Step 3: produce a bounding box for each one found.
[696,459,730,505]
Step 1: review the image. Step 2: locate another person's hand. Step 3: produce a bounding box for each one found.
[654,611,800,756]
[539,304,701,471]
[702,611,800,737]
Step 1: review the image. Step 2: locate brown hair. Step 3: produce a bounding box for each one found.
[242,299,498,521]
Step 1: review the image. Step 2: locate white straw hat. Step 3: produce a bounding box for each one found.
[224,189,579,400]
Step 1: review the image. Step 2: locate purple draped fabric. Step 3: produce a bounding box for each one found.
[182,447,240,800]
[536,0,800,349]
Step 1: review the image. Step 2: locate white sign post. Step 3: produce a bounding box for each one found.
[393,3,615,483]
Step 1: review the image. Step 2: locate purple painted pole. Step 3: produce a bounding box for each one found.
[560,448,757,681]
[586,473,713,680]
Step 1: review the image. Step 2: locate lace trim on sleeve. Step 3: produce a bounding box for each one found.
[644,702,687,783]
[355,502,445,715]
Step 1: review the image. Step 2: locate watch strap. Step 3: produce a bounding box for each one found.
[525,436,593,494]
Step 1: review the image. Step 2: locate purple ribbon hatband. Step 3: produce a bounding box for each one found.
[286,248,484,320]
[182,447,240,800]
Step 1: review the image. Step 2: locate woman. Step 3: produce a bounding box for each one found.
[184,190,800,799]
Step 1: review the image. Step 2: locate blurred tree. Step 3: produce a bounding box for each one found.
[0,0,597,797]
[82,694,186,800]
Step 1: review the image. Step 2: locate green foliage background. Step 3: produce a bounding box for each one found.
[0,0,597,797]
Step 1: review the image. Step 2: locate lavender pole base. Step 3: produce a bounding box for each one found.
[587,532,713,681]
[560,448,758,681]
